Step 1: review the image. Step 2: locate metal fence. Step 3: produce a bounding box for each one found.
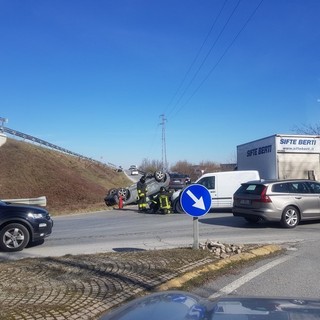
[1,126,117,169]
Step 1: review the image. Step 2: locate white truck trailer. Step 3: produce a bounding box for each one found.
[237,134,320,180]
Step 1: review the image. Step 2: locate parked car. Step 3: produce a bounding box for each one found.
[104,171,170,207]
[168,173,191,191]
[232,179,320,228]
[0,200,53,252]
[131,169,139,175]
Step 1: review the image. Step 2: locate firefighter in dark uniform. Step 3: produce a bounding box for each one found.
[158,186,172,214]
[137,175,148,212]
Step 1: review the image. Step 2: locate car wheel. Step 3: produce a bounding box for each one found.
[108,188,118,196]
[281,206,300,228]
[173,198,184,214]
[154,171,165,182]
[118,188,129,200]
[0,223,30,252]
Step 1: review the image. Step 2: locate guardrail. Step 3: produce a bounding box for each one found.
[0,131,6,147]
[3,196,47,207]
[2,126,118,169]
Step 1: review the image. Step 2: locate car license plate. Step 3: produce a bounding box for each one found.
[240,199,251,205]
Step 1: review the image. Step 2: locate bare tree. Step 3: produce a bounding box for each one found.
[170,160,221,181]
[170,160,194,176]
[292,124,320,135]
[139,158,162,173]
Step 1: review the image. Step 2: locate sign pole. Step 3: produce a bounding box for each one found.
[180,184,211,251]
[193,217,199,249]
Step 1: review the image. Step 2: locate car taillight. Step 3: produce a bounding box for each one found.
[258,186,272,203]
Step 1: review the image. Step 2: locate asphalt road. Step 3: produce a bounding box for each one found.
[2,207,320,318]
[193,240,320,299]
[2,207,320,261]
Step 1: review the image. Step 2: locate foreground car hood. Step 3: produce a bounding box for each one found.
[100,291,320,320]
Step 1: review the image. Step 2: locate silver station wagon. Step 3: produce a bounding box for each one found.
[232,179,320,228]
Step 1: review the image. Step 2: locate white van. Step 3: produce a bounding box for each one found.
[171,170,260,213]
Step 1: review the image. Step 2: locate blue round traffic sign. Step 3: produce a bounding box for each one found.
[180,184,211,217]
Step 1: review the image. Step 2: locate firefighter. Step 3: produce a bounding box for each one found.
[148,194,160,213]
[158,186,172,214]
[137,175,148,212]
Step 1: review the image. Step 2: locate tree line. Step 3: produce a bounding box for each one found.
[138,158,231,182]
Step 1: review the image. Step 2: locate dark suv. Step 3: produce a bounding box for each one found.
[168,173,191,191]
[0,200,53,252]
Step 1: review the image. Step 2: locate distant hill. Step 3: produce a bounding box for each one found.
[0,138,131,215]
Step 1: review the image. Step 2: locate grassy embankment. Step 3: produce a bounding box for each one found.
[0,138,131,215]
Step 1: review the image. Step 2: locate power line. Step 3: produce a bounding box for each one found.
[171,0,264,118]
[157,1,264,167]
[168,0,242,118]
[159,0,242,167]
[165,0,228,116]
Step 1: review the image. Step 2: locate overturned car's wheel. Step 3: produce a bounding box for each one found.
[118,188,129,200]
[104,188,119,206]
[108,188,118,196]
[154,171,166,182]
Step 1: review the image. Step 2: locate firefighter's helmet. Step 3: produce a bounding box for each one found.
[140,176,146,183]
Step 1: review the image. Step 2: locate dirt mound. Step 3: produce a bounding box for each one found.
[0,138,130,215]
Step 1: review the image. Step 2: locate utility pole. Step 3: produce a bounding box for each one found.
[159,114,168,172]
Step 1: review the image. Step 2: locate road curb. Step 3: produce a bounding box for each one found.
[157,244,282,291]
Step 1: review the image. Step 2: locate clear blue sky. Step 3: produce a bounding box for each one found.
[1,0,319,169]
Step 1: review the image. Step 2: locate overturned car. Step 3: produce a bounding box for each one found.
[104,171,170,207]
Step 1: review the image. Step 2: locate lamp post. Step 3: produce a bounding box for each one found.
[0,117,8,147]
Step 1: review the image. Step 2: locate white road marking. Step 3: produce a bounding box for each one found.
[208,255,292,300]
